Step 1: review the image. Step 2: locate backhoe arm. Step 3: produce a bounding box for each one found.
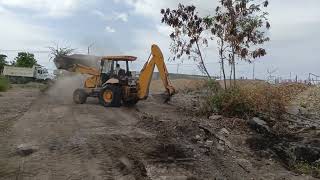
[138,44,175,99]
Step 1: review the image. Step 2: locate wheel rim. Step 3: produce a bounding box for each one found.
[103,90,113,103]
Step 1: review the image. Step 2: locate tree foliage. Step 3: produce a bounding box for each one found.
[14,52,37,68]
[161,4,211,78]
[212,0,270,61]
[161,1,270,82]
[205,0,270,87]
[0,54,8,70]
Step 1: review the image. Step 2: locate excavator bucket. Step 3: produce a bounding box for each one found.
[148,91,173,104]
[54,54,101,70]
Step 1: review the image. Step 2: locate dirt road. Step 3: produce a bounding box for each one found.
[1,86,154,179]
[0,84,317,180]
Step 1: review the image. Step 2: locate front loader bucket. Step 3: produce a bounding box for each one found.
[54,54,101,70]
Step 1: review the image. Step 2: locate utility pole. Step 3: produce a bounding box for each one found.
[290,72,292,81]
[87,43,94,55]
[176,63,180,74]
[252,62,255,80]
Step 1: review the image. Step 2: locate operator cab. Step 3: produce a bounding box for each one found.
[100,56,137,84]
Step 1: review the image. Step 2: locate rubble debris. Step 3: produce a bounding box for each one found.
[209,115,222,121]
[117,156,148,179]
[195,135,201,140]
[248,117,271,134]
[147,143,193,163]
[219,128,230,136]
[16,143,38,156]
[236,158,252,173]
[273,140,320,165]
[248,118,320,176]
[54,54,101,70]
[199,125,232,149]
[216,144,225,152]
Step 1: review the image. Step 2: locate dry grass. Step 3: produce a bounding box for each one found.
[217,79,266,89]
[150,79,207,93]
[208,82,309,119]
[294,162,320,178]
[150,79,309,120]
[293,86,320,116]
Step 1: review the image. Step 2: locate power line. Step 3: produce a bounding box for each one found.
[0,49,50,53]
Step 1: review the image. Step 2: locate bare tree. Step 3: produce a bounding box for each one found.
[161,4,211,78]
[48,44,75,60]
[204,16,228,89]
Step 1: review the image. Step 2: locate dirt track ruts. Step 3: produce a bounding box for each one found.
[0,89,154,179]
[1,84,318,180]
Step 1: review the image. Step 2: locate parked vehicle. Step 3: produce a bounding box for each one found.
[2,65,50,83]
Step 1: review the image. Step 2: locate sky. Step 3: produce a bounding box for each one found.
[0,0,319,80]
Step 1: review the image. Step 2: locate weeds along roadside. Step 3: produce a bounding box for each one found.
[0,76,10,92]
[200,80,308,121]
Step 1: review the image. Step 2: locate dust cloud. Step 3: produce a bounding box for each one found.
[47,74,86,104]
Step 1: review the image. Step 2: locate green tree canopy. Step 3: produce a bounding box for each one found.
[0,54,8,70]
[14,52,37,68]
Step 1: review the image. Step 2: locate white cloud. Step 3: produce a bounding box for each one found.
[92,10,128,22]
[116,12,128,22]
[0,11,60,69]
[0,0,93,18]
[119,0,215,21]
[156,24,173,36]
[0,4,8,14]
[0,13,55,49]
[92,9,106,19]
[105,26,116,33]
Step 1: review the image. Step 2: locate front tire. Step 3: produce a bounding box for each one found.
[73,89,87,104]
[99,85,121,107]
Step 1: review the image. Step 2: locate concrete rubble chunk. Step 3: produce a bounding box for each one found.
[205,140,214,147]
[195,135,201,140]
[217,135,232,149]
[248,117,271,133]
[209,115,222,120]
[216,143,225,152]
[16,143,38,156]
[219,128,230,135]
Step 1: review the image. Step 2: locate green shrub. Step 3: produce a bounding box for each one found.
[210,87,253,118]
[294,162,320,178]
[206,79,222,93]
[0,76,9,92]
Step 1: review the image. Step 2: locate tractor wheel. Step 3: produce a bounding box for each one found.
[73,89,87,104]
[99,85,121,107]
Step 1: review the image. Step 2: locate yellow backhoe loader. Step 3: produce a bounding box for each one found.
[62,44,175,107]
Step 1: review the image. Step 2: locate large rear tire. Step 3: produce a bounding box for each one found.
[99,85,121,107]
[73,89,87,104]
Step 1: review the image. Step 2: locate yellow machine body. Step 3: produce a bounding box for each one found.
[68,44,175,106]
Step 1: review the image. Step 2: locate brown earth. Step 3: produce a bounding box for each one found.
[0,81,317,180]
